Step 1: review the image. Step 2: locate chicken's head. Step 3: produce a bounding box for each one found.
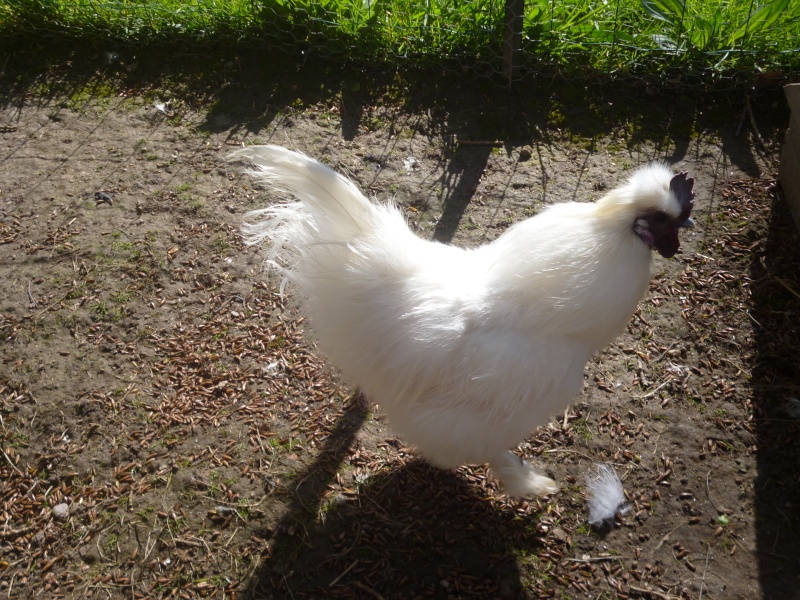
[634,171,695,259]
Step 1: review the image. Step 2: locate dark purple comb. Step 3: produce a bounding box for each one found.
[669,172,695,222]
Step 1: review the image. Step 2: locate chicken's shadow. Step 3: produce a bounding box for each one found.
[246,403,540,599]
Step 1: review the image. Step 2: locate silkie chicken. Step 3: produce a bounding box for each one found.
[234,145,695,497]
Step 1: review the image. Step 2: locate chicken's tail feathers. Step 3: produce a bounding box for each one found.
[232,144,376,244]
[232,145,380,276]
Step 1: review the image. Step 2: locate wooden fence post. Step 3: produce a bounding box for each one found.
[780,84,800,233]
[503,0,524,84]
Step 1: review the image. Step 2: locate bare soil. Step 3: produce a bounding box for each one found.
[1,54,798,599]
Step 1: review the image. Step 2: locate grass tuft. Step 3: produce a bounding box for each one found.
[2,0,799,75]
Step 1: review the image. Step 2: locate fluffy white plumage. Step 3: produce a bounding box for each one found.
[234,145,694,497]
[586,463,629,527]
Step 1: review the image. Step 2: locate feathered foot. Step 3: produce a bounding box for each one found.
[491,451,558,498]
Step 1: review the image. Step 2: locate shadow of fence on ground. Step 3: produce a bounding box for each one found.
[750,186,800,600]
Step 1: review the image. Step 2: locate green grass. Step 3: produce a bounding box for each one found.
[2,0,799,74]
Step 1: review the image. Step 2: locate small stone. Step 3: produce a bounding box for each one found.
[518,146,533,161]
[52,503,70,521]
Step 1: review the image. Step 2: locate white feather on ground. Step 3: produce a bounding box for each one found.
[586,463,628,527]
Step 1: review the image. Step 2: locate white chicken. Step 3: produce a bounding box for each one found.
[235,145,695,497]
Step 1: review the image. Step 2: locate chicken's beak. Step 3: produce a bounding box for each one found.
[679,217,695,229]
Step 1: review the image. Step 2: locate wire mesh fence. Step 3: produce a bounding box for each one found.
[3,0,799,80]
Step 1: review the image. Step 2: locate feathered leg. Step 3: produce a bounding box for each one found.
[491,452,558,497]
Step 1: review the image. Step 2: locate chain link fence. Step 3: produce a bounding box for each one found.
[3,0,799,80]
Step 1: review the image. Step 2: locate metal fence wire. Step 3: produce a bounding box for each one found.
[4,0,799,80]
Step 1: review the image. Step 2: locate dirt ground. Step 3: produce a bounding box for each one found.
[1,54,799,599]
